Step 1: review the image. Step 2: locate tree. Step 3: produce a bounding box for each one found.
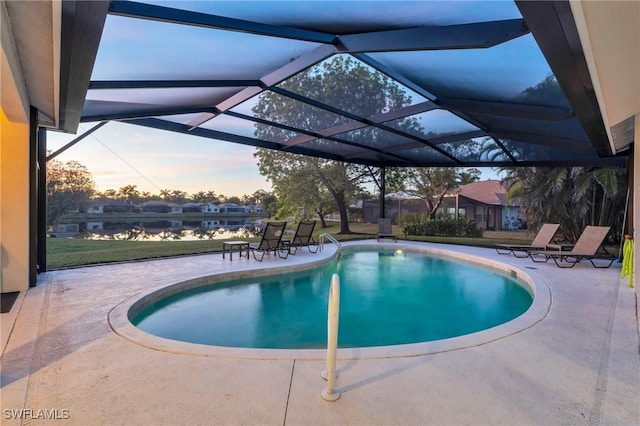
[47,159,96,226]
[389,167,481,219]
[241,193,255,205]
[191,191,207,203]
[255,148,369,232]
[260,192,279,219]
[225,195,242,204]
[168,190,188,204]
[256,153,338,226]
[205,190,218,202]
[191,190,217,203]
[117,185,140,204]
[101,188,117,198]
[252,55,414,233]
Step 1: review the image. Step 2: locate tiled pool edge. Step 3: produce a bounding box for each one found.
[108,241,551,360]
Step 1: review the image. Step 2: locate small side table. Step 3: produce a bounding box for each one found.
[223,241,249,260]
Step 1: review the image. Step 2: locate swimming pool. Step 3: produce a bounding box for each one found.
[130,247,533,349]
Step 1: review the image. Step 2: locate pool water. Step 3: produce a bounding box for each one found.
[132,249,532,349]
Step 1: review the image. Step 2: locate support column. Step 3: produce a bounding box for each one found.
[379,167,386,220]
[38,128,47,273]
[28,107,38,286]
[633,115,640,291]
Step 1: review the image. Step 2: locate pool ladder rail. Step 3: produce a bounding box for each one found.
[321,273,341,401]
[318,233,342,257]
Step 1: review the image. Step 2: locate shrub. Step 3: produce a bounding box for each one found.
[402,215,483,238]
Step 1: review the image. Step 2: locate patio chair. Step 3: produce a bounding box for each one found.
[495,223,560,258]
[377,218,397,242]
[528,225,614,268]
[249,221,288,261]
[282,220,319,258]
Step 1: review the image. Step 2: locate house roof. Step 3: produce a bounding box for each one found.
[457,180,518,206]
[139,201,182,207]
[8,1,629,169]
[217,203,245,207]
[385,192,422,200]
[89,198,133,207]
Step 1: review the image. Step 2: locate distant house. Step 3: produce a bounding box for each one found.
[246,204,262,214]
[182,202,204,213]
[86,198,135,214]
[139,201,183,214]
[217,203,250,214]
[439,180,522,230]
[361,181,522,229]
[361,195,426,224]
[202,203,220,213]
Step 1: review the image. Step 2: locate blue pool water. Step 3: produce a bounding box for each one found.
[132,249,532,349]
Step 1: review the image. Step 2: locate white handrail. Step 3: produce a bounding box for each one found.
[318,232,342,256]
[321,273,341,401]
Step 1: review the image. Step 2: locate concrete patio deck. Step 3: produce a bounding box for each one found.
[1,241,639,425]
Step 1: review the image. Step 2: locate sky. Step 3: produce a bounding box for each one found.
[47,121,272,198]
[47,121,500,198]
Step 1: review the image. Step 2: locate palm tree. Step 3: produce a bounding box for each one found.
[117,185,140,205]
[191,191,208,203]
[170,190,188,204]
[501,167,627,241]
[102,188,117,198]
[159,189,172,201]
[205,190,217,202]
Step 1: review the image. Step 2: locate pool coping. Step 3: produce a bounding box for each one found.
[108,241,551,360]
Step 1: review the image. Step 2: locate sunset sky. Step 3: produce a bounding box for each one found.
[47,120,499,198]
[46,121,272,198]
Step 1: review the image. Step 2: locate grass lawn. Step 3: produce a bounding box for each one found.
[46,221,537,269]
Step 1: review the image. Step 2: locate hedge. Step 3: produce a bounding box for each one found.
[402,215,483,238]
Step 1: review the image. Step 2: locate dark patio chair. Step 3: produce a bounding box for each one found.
[249,221,287,261]
[282,221,318,258]
[377,218,397,242]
